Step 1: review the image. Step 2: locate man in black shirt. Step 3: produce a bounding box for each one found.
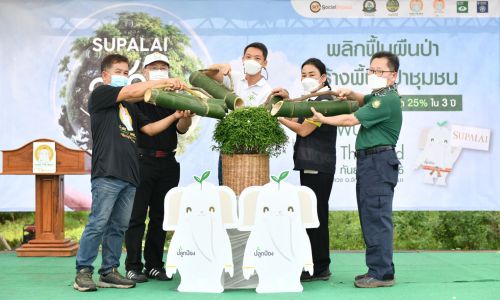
[125,52,193,282]
[74,54,186,292]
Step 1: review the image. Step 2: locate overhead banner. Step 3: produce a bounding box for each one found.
[0,0,498,211]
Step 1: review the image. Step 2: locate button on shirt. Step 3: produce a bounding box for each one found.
[223,71,272,107]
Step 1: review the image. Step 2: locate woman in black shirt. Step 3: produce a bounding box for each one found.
[272,58,337,281]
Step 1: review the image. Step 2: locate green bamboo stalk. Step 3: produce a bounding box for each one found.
[270,100,359,118]
[207,98,228,112]
[144,89,226,119]
[183,88,229,111]
[189,71,244,110]
[263,95,283,111]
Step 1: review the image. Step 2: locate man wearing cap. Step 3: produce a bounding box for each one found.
[74,53,186,292]
[124,52,194,283]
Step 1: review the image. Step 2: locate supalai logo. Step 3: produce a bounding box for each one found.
[310,1,321,13]
[386,0,400,13]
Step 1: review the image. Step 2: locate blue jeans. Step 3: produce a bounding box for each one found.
[76,177,136,275]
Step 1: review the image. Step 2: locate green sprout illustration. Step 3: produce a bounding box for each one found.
[271,171,289,189]
[437,121,448,127]
[194,171,211,189]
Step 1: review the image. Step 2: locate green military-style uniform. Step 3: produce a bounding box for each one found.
[354,87,402,150]
[352,85,402,281]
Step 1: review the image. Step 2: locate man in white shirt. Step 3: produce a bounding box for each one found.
[204,42,272,290]
[205,42,272,107]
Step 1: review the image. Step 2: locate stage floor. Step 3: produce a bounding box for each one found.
[1,251,499,300]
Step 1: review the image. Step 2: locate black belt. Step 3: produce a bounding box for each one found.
[356,145,394,158]
[138,148,175,159]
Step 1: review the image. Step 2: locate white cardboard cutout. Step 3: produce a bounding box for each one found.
[238,181,319,293]
[163,181,237,293]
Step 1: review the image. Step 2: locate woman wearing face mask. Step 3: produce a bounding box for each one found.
[205,42,272,107]
[271,58,336,282]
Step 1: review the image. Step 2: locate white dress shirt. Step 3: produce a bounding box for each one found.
[223,71,272,107]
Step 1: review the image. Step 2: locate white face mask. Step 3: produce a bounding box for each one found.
[301,77,321,93]
[367,74,388,90]
[243,59,262,76]
[148,70,169,81]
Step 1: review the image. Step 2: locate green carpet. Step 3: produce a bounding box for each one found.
[1,251,499,300]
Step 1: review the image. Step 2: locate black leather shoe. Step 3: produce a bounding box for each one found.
[300,269,331,282]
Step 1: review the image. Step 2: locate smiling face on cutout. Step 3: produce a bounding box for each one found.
[179,183,221,223]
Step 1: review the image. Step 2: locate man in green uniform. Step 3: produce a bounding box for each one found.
[310,51,402,288]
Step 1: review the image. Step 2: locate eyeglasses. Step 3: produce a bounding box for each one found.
[366,69,395,76]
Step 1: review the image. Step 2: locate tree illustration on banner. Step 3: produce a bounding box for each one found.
[58,12,202,150]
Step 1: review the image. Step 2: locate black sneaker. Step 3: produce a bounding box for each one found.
[126,269,148,283]
[74,268,97,292]
[300,269,331,282]
[146,267,172,281]
[97,268,136,288]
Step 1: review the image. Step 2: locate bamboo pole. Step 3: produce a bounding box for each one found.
[263,95,283,111]
[270,100,359,118]
[189,71,244,110]
[144,89,226,119]
[184,88,229,112]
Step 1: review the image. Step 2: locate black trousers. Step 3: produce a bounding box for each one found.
[356,149,399,280]
[300,171,334,275]
[125,155,180,271]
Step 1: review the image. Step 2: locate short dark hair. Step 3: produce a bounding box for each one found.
[100,54,129,72]
[370,51,399,72]
[301,58,331,89]
[243,42,268,60]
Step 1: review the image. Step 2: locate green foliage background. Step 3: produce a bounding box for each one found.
[1,211,498,251]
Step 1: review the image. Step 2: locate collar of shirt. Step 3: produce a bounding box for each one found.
[239,75,267,88]
[372,83,399,97]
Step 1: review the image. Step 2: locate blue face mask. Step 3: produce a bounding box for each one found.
[110,75,128,87]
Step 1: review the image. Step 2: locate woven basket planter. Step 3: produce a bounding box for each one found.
[221,154,269,196]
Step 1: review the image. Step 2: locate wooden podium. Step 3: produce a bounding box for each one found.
[1,139,91,256]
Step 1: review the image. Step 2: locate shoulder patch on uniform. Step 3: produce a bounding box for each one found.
[372,99,381,109]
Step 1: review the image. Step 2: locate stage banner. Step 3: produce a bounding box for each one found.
[0,0,498,210]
